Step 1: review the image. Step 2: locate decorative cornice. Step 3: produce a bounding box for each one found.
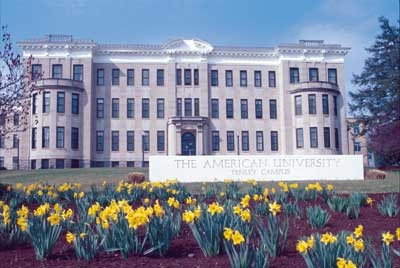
[18,36,350,60]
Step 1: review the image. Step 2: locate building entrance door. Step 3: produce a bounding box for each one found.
[181,132,196,155]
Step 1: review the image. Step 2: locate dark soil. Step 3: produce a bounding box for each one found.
[0,193,399,268]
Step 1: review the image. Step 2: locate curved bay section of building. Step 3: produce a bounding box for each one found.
[290,81,343,154]
[29,78,85,169]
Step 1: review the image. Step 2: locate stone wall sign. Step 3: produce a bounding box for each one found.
[149,155,364,182]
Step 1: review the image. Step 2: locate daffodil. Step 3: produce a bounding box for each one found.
[231,230,245,245]
[321,232,337,245]
[224,227,233,241]
[207,202,224,215]
[354,225,363,238]
[47,213,61,225]
[240,195,250,208]
[354,239,364,252]
[396,227,400,241]
[268,201,281,216]
[296,240,308,254]
[382,231,394,246]
[66,232,75,244]
[366,197,373,206]
[240,208,251,223]
[182,210,195,224]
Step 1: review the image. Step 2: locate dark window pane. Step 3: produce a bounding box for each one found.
[211,99,219,118]
[226,99,234,118]
[255,99,263,119]
[212,131,219,151]
[227,131,235,151]
[310,127,318,148]
[112,98,119,118]
[57,92,65,113]
[269,99,277,119]
[254,71,262,87]
[268,71,276,87]
[127,69,134,85]
[241,131,249,151]
[184,69,191,85]
[289,67,299,84]
[240,99,248,119]
[296,128,304,148]
[73,65,83,81]
[211,70,218,86]
[240,70,247,87]
[157,131,165,151]
[176,69,182,85]
[97,69,104,86]
[225,70,233,87]
[271,131,278,151]
[142,69,149,86]
[127,98,134,118]
[308,94,316,114]
[72,93,79,115]
[142,98,149,118]
[309,68,319,82]
[52,64,62,79]
[157,69,164,86]
[112,68,120,85]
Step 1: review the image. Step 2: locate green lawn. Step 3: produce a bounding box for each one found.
[0,168,399,193]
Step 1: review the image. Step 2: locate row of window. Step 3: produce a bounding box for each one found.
[295,127,339,149]
[294,94,338,116]
[32,92,80,115]
[32,64,83,81]
[98,98,278,119]
[289,67,337,84]
[0,113,19,127]
[0,134,19,149]
[211,131,279,152]
[95,130,164,152]
[32,63,338,87]
[31,127,79,149]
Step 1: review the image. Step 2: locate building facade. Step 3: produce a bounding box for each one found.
[346,118,375,167]
[0,35,350,169]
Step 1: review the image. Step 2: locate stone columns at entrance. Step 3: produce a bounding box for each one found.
[167,123,177,155]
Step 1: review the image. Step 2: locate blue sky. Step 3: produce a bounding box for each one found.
[1,0,398,97]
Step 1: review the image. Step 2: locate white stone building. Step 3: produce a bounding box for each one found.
[0,35,350,169]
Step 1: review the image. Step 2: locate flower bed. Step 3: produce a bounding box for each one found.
[0,180,399,268]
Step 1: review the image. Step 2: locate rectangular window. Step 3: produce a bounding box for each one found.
[289,67,299,84]
[0,135,4,149]
[52,64,62,79]
[32,93,38,114]
[112,68,120,85]
[12,134,18,148]
[31,159,36,170]
[295,95,302,115]
[310,127,318,148]
[184,69,191,85]
[255,99,263,119]
[127,69,134,86]
[240,70,247,87]
[142,69,149,86]
[211,70,218,86]
[13,156,19,170]
[333,96,338,116]
[184,98,192,117]
[176,98,182,116]
[57,92,65,113]
[32,128,37,149]
[240,99,248,119]
[157,98,164,118]
[308,94,316,114]
[31,64,42,80]
[254,71,262,87]
[127,98,134,118]
[212,131,219,151]
[241,131,249,151]
[97,69,104,86]
[56,159,64,169]
[176,69,182,85]
[322,94,329,115]
[225,70,233,87]
[268,71,276,87]
[227,131,235,151]
[42,126,50,148]
[73,65,83,81]
[256,131,264,151]
[56,127,64,148]
[96,98,104,118]
[324,127,331,148]
[269,99,277,119]
[194,98,200,116]
[127,131,135,151]
[226,99,234,119]
[353,125,360,135]
[211,99,219,118]
[194,69,199,85]
[41,159,49,169]
[328,68,337,84]
[157,131,165,151]
[142,131,150,151]
[43,92,50,113]
[335,128,339,149]
[157,69,164,86]
[0,157,3,168]
[271,131,278,151]
[309,68,319,82]
[142,98,149,118]
[296,128,304,148]
[112,98,119,118]
[71,127,79,149]
[111,131,119,151]
[96,131,104,151]
[72,93,79,115]
[354,142,361,152]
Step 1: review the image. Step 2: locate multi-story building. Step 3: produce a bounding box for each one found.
[0,35,350,169]
[347,118,375,167]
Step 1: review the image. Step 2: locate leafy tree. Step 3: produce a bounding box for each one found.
[0,26,37,136]
[350,17,400,165]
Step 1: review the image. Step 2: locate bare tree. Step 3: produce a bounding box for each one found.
[0,26,38,136]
